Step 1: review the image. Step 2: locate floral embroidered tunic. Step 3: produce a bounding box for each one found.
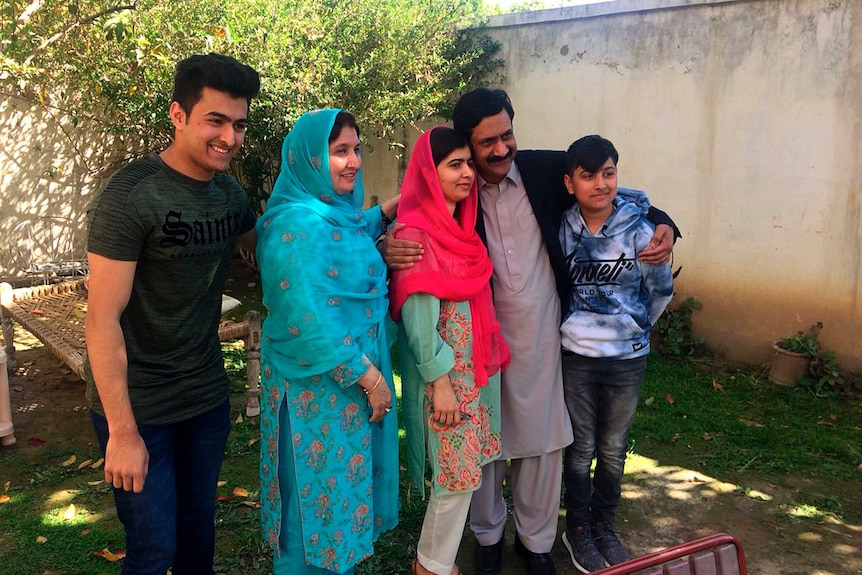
[257,208,399,573]
[399,293,502,498]
[255,108,398,574]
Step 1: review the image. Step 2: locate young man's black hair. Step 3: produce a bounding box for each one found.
[172,53,260,115]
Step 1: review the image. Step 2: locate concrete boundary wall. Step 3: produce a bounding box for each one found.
[0,95,129,281]
[480,0,861,367]
[487,0,743,26]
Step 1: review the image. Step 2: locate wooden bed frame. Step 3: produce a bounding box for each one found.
[0,279,261,418]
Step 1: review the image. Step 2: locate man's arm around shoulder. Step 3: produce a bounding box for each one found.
[85,252,149,493]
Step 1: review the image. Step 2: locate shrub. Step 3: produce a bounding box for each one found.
[653,297,704,358]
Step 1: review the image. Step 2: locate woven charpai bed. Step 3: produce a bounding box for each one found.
[0,279,261,417]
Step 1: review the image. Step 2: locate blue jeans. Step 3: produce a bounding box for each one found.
[561,352,647,528]
[91,398,231,575]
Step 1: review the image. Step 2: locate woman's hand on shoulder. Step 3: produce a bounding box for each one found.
[429,374,461,427]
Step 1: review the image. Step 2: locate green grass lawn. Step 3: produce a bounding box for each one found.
[1,325,859,574]
[633,357,860,487]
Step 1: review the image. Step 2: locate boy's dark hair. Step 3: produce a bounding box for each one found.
[172,53,260,115]
[429,127,469,167]
[329,111,360,143]
[452,88,515,139]
[565,135,619,175]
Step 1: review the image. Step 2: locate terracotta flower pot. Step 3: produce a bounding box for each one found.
[768,343,810,387]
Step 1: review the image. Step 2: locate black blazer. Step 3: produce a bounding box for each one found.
[476,149,679,311]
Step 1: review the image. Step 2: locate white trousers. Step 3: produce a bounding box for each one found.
[469,449,564,553]
[417,488,473,575]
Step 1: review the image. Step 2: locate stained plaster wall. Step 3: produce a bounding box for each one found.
[481,0,862,367]
[0,96,126,281]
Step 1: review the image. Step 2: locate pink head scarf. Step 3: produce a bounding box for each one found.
[389,127,510,386]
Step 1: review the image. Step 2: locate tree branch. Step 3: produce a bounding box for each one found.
[23,3,137,67]
[17,0,45,29]
[0,0,43,54]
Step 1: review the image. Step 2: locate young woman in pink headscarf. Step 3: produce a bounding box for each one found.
[389,127,511,575]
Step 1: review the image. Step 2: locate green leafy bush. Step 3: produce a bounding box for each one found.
[805,348,846,398]
[652,297,704,358]
[1,0,503,210]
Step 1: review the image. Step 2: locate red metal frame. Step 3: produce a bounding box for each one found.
[591,532,748,575]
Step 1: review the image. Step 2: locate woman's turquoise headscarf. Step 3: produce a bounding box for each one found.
[256,108,389,379]
[266,108,365,218]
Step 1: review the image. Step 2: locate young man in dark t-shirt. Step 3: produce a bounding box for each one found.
[84,53,259,575]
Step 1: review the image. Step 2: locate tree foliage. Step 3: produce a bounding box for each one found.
[1,0,501,207]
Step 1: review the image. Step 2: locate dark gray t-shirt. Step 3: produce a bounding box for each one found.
[84,153,256,426]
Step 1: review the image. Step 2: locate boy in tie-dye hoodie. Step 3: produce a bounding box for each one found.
[558,135,674,574]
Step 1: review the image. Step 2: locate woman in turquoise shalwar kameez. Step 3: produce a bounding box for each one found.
[256,109,400,575]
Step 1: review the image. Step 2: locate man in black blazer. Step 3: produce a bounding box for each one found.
[384,89,676,575]
[451,89,677,575]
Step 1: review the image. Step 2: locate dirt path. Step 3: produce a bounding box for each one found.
[4,346,860,575]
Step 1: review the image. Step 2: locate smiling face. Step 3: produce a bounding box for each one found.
[328,125,361,195]
[169,86,248,180]
[468,110,517,184]
[436,145,475,215]
[564,156,618,218]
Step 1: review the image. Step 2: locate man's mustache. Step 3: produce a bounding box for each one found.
[486,149,513,164]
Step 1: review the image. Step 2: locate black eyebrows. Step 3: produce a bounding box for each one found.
[205,111,247,124]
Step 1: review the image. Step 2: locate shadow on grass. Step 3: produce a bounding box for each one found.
[2,289,859,574]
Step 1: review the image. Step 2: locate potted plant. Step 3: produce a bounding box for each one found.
[769,322,822,387]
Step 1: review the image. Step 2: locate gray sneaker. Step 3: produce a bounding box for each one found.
[592,521,632,565]
[562,525,609,574]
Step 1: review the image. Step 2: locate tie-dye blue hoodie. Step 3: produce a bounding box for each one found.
[559,188,674,359]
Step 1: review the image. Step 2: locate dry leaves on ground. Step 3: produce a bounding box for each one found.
[92,548,126,562]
